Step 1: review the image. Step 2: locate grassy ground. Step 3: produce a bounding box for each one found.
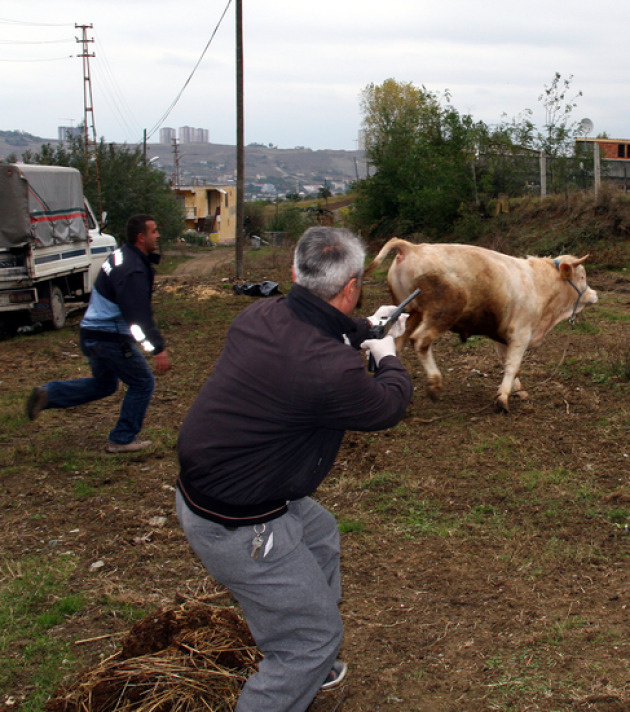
[0,243,628,712]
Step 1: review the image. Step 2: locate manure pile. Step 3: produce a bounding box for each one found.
[45,601,261,712]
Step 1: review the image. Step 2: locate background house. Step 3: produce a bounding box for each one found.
[174,184,236,244]
[576,137,630,191]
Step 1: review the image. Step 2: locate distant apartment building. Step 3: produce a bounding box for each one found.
[57,126,83,142]
[178,126,209,144]
[159,127,177,144]
[178,126,194,144]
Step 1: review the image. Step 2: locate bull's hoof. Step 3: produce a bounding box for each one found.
[494,396,510,413]
[514,389,529,401]
[427,387,442,402]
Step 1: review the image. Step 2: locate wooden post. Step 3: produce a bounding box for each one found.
[235,0,245,279]
[593,142,601,198]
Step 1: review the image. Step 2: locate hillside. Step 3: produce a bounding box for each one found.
[470,189,630,269]
[0,130,366,196]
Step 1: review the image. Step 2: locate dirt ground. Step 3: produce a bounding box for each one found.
[167,248,235,277]
[1,248,629,712]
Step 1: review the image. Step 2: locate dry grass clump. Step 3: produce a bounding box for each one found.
[476,187,630,264]
[159,282,225,299]
[45,601,261,712]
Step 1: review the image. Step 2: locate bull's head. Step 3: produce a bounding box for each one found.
[554,255,598,322]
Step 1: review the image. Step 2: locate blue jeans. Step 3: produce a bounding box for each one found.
[44,335,155,444]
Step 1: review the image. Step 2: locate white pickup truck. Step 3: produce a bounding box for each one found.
[0,163,116,331]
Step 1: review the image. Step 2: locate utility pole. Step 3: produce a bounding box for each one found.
[75,23,103,223]
[235,0,245,279]
[171,138,180,188]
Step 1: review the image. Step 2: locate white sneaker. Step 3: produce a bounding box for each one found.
[321,660,348,690]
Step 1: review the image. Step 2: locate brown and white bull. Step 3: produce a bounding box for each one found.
[365,238,598,411]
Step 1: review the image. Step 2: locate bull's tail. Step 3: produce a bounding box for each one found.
[364,237,413,276]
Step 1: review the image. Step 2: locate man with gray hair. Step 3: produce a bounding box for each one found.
[176,226,413,712]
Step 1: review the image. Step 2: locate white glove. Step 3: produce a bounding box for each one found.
[367,305,410,340]
[386,312,409,339]
[360,334,397,368]
[368,305,397,325]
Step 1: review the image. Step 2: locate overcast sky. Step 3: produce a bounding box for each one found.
[1,0,628,151]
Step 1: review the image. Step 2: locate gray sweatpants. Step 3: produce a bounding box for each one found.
[176,492,344,712]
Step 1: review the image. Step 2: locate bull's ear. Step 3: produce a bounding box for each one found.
[558,262,572,280]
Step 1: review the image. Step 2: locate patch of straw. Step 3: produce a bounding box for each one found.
[45,600,261,712]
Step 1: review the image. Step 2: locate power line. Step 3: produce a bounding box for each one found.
[0,55,72,62]
[92,59,142,140]
[92,28,143,139]
[0,17,71,27]
[0,38,73,44]
[144,0,232,142]
[0,16,74,59]
[2,14,139,144]
[93,30,140,121]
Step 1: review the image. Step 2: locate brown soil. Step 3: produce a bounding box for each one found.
[1,250,629,712]
[168,248,235,277]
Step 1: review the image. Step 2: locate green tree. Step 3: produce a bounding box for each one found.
[354,78,478,238]
[243,200,268,237]
[538,72,582,158]
[486,73,586,195]
[317,183,332,206]
[24,137,184,243]
[537,72,584,192]
[473,115,539,199]
[265,205,317,241]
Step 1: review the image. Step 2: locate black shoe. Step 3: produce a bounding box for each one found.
[26,387,48,420]
[321,660,347,690]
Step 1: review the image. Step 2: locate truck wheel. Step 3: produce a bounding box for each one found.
[50,286,67,330]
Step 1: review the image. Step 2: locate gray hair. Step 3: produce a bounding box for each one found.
[293,227,366,301]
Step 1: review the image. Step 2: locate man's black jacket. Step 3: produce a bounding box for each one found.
[80,243,165,354]
[177,284,413,525]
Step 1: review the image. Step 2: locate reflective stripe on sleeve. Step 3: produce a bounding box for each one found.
[130,324,155,352]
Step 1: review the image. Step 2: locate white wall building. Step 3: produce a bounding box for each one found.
[159,127,177,144]
[57,126,82,142]
[178,126,209,144]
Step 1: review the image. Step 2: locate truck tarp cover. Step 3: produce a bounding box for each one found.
[0,163,88,248]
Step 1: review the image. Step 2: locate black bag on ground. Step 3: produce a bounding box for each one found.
[233,281,281,297]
